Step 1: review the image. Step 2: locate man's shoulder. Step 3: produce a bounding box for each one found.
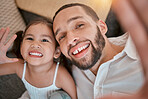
[108,33,129,46]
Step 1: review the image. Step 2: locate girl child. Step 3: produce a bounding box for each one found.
[0,18,77,99]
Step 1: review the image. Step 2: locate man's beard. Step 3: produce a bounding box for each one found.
[67,26,105,70]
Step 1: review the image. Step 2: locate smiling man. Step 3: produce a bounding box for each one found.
[52,3,144,99]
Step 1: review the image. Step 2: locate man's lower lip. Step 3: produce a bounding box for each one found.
[72,47,89,58]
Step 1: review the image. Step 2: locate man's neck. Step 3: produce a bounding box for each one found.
[90,41,124,75]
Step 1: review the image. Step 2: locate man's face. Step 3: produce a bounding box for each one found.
[53,6,105,70]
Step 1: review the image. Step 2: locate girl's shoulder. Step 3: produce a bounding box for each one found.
[57,64,69,75]
[56,64,73,84]
[14,59,25,78]
[56,64,76,97]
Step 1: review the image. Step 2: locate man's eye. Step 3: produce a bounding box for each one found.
[41,39,49,42]
[26,37,33,40]
[76,24,84,29]
[59,35,65,41]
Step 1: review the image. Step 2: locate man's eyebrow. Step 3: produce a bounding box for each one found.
[55,16,83,36]
[67,16,83,24]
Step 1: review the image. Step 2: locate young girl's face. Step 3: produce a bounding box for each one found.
[21,23,56,66]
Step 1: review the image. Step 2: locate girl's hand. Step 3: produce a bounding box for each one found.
[0,28,18,64]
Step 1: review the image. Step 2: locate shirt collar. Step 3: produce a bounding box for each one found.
[122,34,139,60]
[108,32,139,60]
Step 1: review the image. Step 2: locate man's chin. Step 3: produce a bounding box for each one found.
[73,61,94,70]
[76,65,93,70]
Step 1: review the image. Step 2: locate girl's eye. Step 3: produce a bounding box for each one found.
[59,35,65,41]
[26,37,33,40]
[41,39,49,42]
[76,24,84,29]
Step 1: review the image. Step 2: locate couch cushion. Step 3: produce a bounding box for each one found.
[0,0,26,44]
[16,0,112,21]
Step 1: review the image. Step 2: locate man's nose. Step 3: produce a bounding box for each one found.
[67,31,79,46]
[31,41,41,48]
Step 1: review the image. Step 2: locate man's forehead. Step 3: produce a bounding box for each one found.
[53,6,86,30]
[54,6,86,21]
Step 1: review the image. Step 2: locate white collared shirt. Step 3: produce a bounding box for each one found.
[72,33,144,99]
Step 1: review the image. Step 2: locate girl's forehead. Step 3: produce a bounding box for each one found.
[28,23,50,30]
[24,23,56,41]
[26,23,53,35]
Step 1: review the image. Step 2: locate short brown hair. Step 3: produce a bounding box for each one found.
[53,3,99,22]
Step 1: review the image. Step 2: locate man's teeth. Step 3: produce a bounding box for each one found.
[29,52,42,56]
[73,44,89,55]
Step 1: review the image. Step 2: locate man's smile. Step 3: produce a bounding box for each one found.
[69,41,90,58]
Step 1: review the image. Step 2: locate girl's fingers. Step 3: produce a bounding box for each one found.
[7,58,19,63]
[1,27,10,44]
[5,34,17,50]
[0,57,19,64]
[0,28,5,40]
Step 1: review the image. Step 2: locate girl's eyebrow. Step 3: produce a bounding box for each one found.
[24,34,33,36]
[24,34,53,40]
[41,34,53,40]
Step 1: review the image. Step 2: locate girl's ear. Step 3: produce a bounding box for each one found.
[97,19,108,35]
[54,46,61,59]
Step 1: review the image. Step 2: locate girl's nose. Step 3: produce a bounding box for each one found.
[31,42,41,48]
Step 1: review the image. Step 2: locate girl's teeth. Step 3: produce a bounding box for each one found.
[30,52,42,56]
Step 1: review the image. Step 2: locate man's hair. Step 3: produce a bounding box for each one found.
[53,3,99,22]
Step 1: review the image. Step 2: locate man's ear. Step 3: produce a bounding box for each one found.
[54,46,61,59]
[97,19,108,35]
